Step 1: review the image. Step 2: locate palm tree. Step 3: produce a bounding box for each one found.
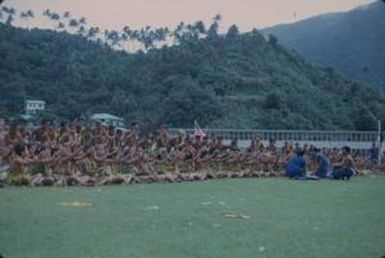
[121,32,128,41]
[43,8,51,17]
[57,22,65,30]
[121,26,132,49]
[50,12,60,20]
[2,6,15,14]
[213,14,222,23]
[20,11,28,18]
[120,31,129,50]
[68,18,79,28]
[2,6,15,25]
[194,21,206,38]
[139,26,157,50]
[61,11,70,31]
[9,7,15,15]
[67,18,79,34]
[79,17,86,25]
[173,21,185,44]
[77,25,86,35]
[129,29,140,51]
[2,6,15,16]
[123,25,131,36]
[104,29,121,47]
[226,24,239,39]
[5,12,13,25]
[42,9,61,29]
[155,27,168,43]
[207,15,221,39]
[26,10,34,18]
[87,26,100,40]
[131,29,139,41]
[19,10,34,26]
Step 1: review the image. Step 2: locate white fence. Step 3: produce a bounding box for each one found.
[169,128,380,151]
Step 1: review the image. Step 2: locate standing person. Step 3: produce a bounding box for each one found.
[285,149,306,179]
[312,148,330,179]
[368,142,379,165]
[332,146,355,180]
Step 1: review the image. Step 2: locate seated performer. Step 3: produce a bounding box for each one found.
[8,142,34,185]
[312,148,330,179]
[331,146,355,180]
[285,149,306,179]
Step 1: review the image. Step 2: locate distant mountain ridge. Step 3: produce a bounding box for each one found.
[1,22,385,130]
[263,1,385,91]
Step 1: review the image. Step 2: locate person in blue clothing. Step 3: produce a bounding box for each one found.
[285,149,306,179]
[312,148,330,179]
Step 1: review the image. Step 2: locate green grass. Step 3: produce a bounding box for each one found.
[1,177,385,258]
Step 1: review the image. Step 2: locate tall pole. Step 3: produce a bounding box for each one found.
[378,120,382,165]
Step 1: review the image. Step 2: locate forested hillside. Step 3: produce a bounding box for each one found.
[0,21,384,130]
[263,1,385,91]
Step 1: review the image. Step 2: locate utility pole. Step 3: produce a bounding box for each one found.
[378,120,382,165]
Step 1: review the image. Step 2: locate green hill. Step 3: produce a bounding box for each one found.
[0,22,384,130]
[263,1,385,91]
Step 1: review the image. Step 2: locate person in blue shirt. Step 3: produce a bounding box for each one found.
[312,148,330,179]
[285,149,306,179]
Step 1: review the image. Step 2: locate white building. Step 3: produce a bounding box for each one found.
[90,113,125,127]
[25,100,45,114]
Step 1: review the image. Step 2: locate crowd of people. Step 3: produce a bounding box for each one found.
[0,119,378,187]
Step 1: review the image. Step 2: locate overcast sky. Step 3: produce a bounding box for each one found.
[7,0,375,31]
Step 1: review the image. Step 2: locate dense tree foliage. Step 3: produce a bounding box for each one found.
[263,1,385,91]
[0,16,384,130]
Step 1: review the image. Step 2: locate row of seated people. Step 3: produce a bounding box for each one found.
[0,120,373,186]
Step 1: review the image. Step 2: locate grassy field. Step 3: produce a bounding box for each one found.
[1,177,385,258]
